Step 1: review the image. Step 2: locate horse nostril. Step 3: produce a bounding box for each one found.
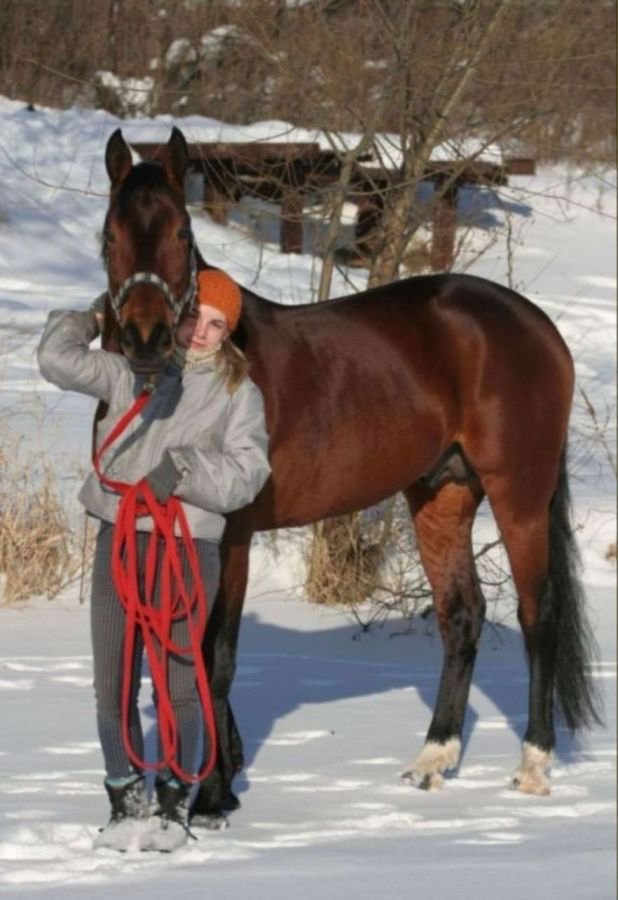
[147,322,172,357]
[120,323,137,353]
[156,327,173,354]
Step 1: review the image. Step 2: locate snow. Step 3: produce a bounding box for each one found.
[200,26,247,58]
[0,98,615,897]
[93,73,155,117]
[165,38,198,70]
[0,95,500,169]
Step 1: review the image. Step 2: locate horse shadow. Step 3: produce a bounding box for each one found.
[227,610,593,795]
[140,608,596,795]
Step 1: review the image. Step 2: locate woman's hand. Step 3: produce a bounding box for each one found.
[90,292,107,334]
[144,454,183,503]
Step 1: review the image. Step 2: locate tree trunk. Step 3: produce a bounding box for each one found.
[369,0,510,287]
[317,134,372,302]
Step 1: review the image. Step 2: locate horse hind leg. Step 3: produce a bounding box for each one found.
[402,477,485,789]
[487,491,555,794]
[485,449,602,795]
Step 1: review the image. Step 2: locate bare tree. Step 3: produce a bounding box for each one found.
[2,1,614,164]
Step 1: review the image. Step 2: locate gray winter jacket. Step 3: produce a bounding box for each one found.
[37,310,271,541]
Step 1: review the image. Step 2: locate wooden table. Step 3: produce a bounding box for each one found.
[131,140,534,268]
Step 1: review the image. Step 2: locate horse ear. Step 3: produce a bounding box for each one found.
[105,129,133,186]
[161,127,189,190]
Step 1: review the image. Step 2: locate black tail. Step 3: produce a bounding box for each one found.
[547,446,604,731]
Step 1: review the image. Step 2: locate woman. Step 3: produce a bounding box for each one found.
[37,269,271,852]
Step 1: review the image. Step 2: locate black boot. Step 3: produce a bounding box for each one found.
[140,778,192,852]
[93,775,148,851]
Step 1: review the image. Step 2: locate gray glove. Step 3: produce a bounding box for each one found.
[90,292,107,314]
[144,453,183,503]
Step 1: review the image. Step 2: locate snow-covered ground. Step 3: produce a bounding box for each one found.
[0,98,615,898]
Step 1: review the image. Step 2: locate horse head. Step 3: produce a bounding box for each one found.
[102,127,196,374]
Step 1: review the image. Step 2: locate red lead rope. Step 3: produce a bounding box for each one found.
[93,388,217,784]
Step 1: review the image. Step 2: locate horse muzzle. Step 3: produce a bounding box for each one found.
[120,320,174,374]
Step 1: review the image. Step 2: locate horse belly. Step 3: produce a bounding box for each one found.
[262,407,447,529]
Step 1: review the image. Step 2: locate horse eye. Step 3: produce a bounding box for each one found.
[103,228,114,243]
[177,227,192,241]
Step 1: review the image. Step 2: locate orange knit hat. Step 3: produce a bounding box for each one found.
[196,269,242,331]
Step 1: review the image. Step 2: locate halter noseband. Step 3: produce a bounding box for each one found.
[105,235,198,326]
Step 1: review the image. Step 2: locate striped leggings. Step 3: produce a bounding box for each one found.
[90,520,221,780]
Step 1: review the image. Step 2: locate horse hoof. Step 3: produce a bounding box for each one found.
[191,787,240,818]
[512,742,552,796]
[402,738,460,790]
[221,791,241,812]
[511,772,551,796]
[402,769,445,791]
[190,811,230,830]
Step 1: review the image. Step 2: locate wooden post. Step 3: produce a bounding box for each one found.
[280,191,304,254]
[430,183,458,272]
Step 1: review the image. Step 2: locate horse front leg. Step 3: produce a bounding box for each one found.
[190,529,253,828]
[402,481,485,789]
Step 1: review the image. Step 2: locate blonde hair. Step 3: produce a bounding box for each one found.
[217,338,250,394]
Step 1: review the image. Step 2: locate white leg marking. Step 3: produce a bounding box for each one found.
[512,741,553,796]
[402,738,461,790]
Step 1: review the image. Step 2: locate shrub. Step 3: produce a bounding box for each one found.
[0,427,81,603]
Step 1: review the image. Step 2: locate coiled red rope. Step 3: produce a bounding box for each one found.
[93,386,217,784]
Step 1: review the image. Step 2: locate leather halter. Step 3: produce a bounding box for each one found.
[105,233,198,326]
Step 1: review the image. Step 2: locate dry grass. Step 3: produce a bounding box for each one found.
[304,499,432,624]
[0,428,86,604]
[306,513,384,607]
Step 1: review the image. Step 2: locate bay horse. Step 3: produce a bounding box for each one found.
[100,127,600,825]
